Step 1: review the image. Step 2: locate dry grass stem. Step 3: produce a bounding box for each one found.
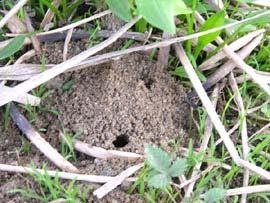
[0,64,53,81]
[249,123,270,140]
[48,198,66,203]
[229,73,249,203]
[38,10,111,35]
[0,85,40,106]
[59,133,143,160]
[226,184,270,196]
[6,30,162,43]
[202,34,263,92]
[93,163,143,199]
[14,49,36,65]
[252,0,270,7]
[185,84,220,197]
[0,15,141,106]
[196,11,270,96]
[24,10,41,53]
[173,165,214,190]
[1,10,27,33]
[63,28,74,61]
[0,163,135,183]
[0,0,28,29]
[199,29,265,71]
[221,43,270,96]
[174,43,241,164]
[238,159,270,180]
[40,0,60,29]
[157,32,172,66]
[10,103,79,173]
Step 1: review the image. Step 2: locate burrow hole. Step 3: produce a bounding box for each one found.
[112,134,129,148]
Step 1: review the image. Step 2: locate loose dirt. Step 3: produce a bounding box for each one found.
[0,40,193,202]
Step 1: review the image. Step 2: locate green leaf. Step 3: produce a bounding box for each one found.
[135,0,175,33]
[204,188,226,203]
[194,11,226,58]
[148,173,171,189]
[261,104,270,118]
[145,144,172,173]
[0,35,26,60]
[172,67,188,78]
[172,67,206,82]
[135,0,190,33]
[168,159,187,177]
[173,0,192,15]
[41,0,63,19]
[106,0,132,22]
[225,18,257,34]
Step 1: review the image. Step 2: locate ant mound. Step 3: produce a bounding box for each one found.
[50,53,191,154]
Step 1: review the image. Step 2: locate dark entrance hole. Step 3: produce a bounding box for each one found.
[113,134,129,148]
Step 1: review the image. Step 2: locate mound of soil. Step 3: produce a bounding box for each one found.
[53,53,190,152]
[0,41,193,202]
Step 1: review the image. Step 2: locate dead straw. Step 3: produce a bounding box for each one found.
[184,84,220,197]
[0,163,135,183]
[10,103,79,173]
[229,72,250,203]
[93,163,143,199]
[0,0,28,29]
[0,15,141,106]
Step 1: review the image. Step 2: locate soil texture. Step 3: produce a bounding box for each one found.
[0,40,193,202]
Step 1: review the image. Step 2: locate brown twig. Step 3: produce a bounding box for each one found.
[6,29,162,43]
[40,0,60,29]
[24,9,41,53]
[63,28,74,61]
[9,103,79,173]
[59,132,143,160]
[157,32,172,66]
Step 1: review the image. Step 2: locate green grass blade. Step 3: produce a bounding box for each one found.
[0,35,26,60]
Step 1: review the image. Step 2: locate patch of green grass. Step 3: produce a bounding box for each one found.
[60,129,81,161]
[28,0,85,25]
[19,138,31,154]
[3,103,11,130]
[9,164,91,202]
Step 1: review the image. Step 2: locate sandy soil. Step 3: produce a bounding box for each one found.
[0,40,194,202]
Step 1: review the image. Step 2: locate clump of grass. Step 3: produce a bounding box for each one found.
[60,129,81,161]
[9,164,91,203]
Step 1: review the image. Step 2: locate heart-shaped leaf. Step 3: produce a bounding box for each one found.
[204,188,226,203]
[145,144,172,173]
[148,173,171,189]
[168,158,187,177]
